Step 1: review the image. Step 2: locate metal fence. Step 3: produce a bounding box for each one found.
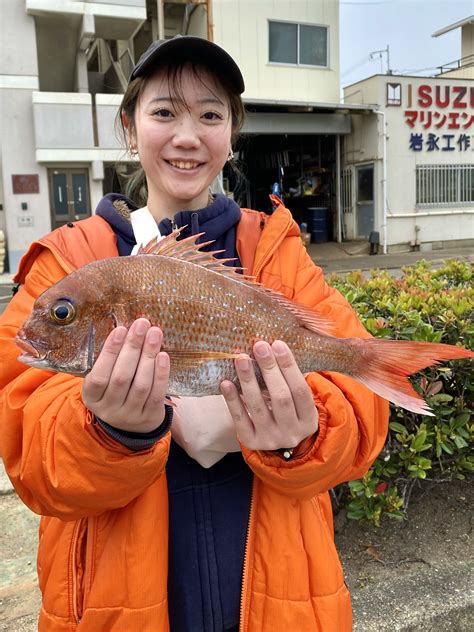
[416,164,474,207]
[342,168,353,214]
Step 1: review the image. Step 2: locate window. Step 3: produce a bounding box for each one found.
[269,21,328,67]
[416,165,474,206]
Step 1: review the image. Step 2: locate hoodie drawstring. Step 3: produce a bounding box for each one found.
[191,212,200,243]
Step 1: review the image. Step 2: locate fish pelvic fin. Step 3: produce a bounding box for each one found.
[348,338,474,415]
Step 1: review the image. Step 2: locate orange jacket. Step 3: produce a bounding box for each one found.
[0,200,388,631]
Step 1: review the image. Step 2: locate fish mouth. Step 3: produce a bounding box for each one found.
[15,336,54,370]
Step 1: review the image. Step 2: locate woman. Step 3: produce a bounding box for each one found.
[0,36,388,631]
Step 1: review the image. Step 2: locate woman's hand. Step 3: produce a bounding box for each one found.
[82,318,170,433]
[220,340,318,453]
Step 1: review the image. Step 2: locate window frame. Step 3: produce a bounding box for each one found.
[268,19,330,69]
[416,164,474,207]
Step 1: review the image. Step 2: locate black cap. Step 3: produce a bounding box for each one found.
[130,35,245,94]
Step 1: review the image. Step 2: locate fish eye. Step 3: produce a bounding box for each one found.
[50,300,75,325]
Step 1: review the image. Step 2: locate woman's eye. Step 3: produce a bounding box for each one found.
[202,111,223,121]
[154,109,173,118]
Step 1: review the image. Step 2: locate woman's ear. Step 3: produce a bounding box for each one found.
[121,111,130,130]
[122,113,137,153]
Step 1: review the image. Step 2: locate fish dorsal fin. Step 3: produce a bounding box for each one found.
[138,228,335,336]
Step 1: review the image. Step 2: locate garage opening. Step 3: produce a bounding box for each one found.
[224,133,338,242]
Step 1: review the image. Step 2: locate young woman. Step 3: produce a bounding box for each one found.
[0,36,388,631]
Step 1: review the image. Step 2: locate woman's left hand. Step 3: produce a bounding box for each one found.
[220,340,318,453]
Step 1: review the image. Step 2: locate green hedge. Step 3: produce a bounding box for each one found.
[328,259,473,526]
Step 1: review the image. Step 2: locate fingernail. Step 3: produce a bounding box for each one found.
[158,352,168,368]
[134,320,148,336]
[113,327,127,343]
[255,342,270,358]
[148,328,161,345]
[220,381,232,396]
[272,341,287,356]
[236,356,250,371]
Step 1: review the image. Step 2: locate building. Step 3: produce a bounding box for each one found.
[1,2,472,272]
[342,16,473,253]
[1,0,364,273]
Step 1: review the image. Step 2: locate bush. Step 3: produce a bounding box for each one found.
[328,259,473,526]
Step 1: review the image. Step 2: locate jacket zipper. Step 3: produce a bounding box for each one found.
[239,478,256,632]
[70,518,87,624]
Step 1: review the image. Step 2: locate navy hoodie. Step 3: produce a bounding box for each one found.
[95,193,252,632]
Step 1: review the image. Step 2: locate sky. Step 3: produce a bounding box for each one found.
[340,0,473,88]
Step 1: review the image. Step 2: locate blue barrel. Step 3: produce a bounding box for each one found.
[309,207,329,243]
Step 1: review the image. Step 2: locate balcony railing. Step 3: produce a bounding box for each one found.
[437,54,474,74]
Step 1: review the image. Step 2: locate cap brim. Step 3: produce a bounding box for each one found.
[131,36,245,94]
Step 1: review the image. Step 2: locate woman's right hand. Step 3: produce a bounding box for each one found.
[82,318,170,434]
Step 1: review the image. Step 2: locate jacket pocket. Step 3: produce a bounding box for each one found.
[70,518,90,624]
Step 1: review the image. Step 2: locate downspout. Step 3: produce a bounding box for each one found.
[336,135,342,243]
[157,0,165,40]
[374,109,387,254]
[206,0,214,41]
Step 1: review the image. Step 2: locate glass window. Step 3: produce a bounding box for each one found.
[300,25,327,66]
[269,22,297,64]
[269,21,328,67]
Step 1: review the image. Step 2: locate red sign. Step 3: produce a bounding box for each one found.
[404,84,474,131]
[12,174,40,194]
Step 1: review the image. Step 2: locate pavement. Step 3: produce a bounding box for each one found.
[0,241,473,630]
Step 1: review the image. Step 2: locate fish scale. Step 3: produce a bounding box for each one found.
[15,229,474,414]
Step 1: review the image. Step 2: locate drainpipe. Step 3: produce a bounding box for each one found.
[374,109,387,254]
[336,135,342,243]
[157,0,165,40]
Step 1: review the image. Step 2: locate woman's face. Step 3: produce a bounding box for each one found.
[129,66,233,216]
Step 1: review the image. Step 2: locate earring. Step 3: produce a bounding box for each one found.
[129,146,138,156]
[227,147,234,161]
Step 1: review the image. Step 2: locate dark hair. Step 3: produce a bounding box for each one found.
[116,61,245,206]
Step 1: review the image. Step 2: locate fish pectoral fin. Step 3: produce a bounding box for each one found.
[167,349,241,368]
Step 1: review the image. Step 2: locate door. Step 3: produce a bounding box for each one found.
[48,168,91,229]
[356,164,375,238]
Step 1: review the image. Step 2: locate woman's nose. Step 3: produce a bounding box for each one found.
[171,116,201,148]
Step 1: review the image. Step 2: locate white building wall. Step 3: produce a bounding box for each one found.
[344,74,474,250]
[212,0,340,103]
[0,0,50,273]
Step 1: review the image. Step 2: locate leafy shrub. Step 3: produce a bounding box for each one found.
[328,259,473,526]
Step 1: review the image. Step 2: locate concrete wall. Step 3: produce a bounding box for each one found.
[35,14,80,92]
[96,93,123,149]
[344,75,474,249]
[0,0,49,273]
[461,23,474,60]
[33,92,95,148]
[212,0,340,103]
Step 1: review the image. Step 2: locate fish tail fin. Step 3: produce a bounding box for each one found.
[349,338,473,415]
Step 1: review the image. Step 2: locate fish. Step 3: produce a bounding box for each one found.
[15,229,473,415]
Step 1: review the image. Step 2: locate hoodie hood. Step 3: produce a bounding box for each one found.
[95,192,242,265]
